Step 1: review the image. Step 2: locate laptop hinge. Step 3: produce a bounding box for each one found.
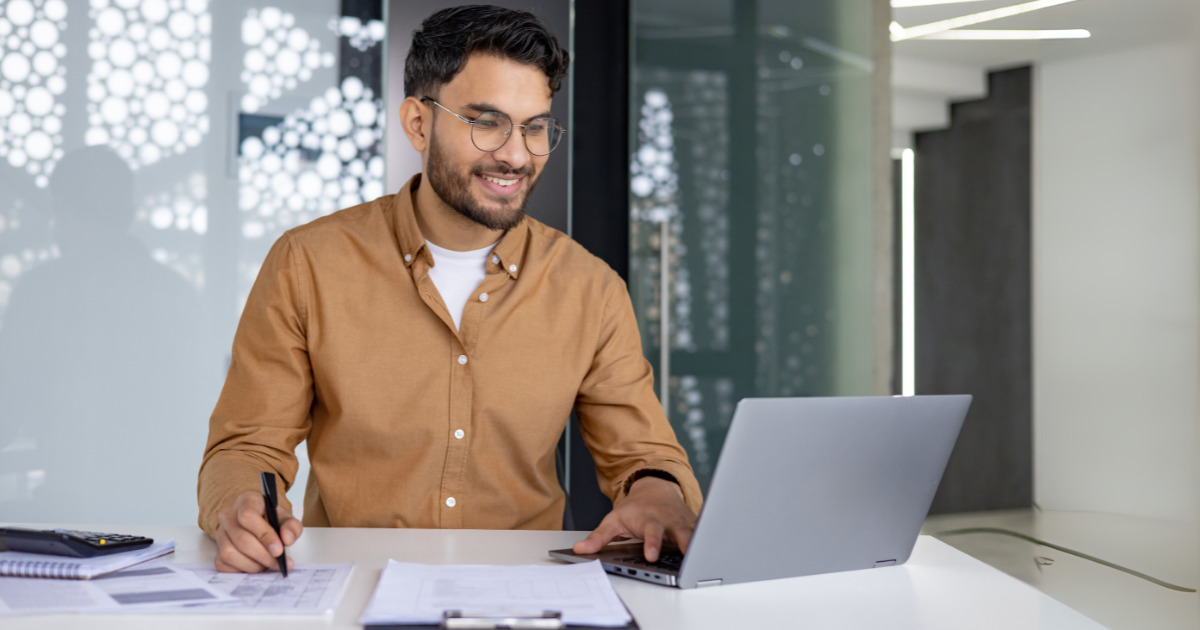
[696,579,723,588]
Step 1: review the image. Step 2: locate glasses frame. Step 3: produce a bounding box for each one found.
[419,97,566,157]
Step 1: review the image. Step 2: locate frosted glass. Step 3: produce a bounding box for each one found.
[0,0,381,526]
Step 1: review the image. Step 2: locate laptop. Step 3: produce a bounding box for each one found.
[550,395,971,588]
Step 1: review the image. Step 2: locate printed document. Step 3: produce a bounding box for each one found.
[175,563,353,614]
[359,560,632,627]
[0,563,234,615]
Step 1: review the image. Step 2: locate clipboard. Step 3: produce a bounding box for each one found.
[364,607,641,629]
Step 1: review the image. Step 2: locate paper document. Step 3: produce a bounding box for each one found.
[0,563,235,615]
[0,539,176,579]
[174,563,353,614]
[359,560,632,627]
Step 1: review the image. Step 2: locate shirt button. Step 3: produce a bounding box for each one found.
[404,254,412,262]
[454,429,464,439]
[491,254,499,264]
[446,497,456,507]
[479,293,488,302]
[458,355,468,365]
[508,264,517,273]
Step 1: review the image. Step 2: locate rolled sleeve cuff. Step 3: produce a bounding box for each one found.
[612,461,704,516]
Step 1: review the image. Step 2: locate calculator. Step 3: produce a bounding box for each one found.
[0,527,154,558]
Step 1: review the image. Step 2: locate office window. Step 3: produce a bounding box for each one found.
[0,0,383,525]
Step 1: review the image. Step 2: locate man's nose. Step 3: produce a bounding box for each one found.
[490,128,532,171]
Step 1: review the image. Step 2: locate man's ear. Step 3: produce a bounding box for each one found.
[399,96,430,153]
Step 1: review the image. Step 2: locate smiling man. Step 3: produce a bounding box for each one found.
[197,5,703,574]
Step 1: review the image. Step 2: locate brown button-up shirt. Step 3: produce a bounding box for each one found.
[197,175,702,536]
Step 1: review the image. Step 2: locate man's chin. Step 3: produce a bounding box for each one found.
[458,193,527,231]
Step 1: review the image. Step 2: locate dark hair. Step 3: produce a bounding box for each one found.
[404,5,569,99]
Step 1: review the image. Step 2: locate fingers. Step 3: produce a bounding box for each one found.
[641,521,665,563]
[279,509,303,547]
[667,523,693,554]
[573,516,623,555]
[215,528,269,574]
[213,491,298,574]
[235,497,284,558]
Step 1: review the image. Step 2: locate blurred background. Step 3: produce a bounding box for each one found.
[0,0,1198,626]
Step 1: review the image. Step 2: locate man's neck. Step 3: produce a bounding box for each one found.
[412,175,505,252]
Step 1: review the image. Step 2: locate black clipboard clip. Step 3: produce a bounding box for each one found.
[442,610,564,629]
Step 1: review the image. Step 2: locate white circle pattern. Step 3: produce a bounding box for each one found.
[85,0,210,169]
[0,0,67,186]
[331,15,385,52]
[240,7,335,114]
[238,77,385,241]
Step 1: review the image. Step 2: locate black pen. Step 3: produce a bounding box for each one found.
[259,471,288,577]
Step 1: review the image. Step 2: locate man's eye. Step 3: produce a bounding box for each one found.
[527,124,546,135]
[476,119,499,129]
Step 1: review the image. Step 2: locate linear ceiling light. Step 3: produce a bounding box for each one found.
[918,29,1090,39]
[892,0,989,7]
[891,0,1083,41]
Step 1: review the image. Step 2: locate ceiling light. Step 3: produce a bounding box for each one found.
[918,29,1091,39]
[891,0,1082,41]
[892,0,989,7]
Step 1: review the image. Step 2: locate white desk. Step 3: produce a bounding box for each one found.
[3,526,1107,629]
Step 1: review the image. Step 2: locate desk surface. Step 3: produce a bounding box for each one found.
[3,526,1107,630]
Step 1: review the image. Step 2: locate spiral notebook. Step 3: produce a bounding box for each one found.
[0,539,175,579]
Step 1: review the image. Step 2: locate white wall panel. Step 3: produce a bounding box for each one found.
[1035,40,1200,522]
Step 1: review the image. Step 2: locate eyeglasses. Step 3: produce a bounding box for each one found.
[420,97,566,157]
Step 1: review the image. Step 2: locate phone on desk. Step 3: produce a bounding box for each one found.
[0,527,154,558]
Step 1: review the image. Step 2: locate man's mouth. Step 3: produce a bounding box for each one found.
[481,174,519,187]
[476,172,525,197]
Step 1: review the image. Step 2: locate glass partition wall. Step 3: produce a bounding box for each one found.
[630,0,880,492]
[0,0,384,525]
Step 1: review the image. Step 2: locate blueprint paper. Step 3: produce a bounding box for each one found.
[0,563,234,615]
[175,563,353,614]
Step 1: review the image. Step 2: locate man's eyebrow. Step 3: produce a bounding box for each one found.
[464,102,554,122]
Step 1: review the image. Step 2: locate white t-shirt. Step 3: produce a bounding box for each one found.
[426,240,497,331]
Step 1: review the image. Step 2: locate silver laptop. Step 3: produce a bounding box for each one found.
[550,395,971,588]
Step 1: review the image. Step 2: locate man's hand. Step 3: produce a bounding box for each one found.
[572,475,695,563]
[214,491,302,573]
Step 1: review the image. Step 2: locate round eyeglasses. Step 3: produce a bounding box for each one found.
[420,97,566,157]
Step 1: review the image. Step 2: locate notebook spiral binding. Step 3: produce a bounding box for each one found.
[0,559,84,579]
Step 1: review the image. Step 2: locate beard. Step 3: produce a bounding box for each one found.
[425,126,540,232]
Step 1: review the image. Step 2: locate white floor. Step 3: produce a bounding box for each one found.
[921,509,1200,630]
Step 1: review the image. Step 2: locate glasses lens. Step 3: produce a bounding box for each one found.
[471,111,511,152]
[524,117,563,156]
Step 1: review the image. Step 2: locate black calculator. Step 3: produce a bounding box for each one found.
[0,527,154,558]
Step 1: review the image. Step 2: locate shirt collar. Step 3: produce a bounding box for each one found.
[392,173,528,279]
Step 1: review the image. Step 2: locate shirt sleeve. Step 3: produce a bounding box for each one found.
[574,277,704,515]
[197,233,314,537]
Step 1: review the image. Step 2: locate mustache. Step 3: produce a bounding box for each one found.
[471,162,535,178]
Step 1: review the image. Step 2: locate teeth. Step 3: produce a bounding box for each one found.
[483,175,517,187]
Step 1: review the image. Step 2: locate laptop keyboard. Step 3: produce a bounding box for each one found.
[612,549,685,572]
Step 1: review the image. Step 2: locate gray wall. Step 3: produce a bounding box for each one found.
[914,67,1033,514]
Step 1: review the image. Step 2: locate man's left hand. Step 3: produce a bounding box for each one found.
[572,475,695,563]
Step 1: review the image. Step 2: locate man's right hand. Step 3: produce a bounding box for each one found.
[214,491,302,573]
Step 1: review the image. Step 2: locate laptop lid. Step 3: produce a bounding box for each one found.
[676,395,971,588]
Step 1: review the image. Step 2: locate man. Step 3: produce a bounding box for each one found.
[198,5,702,574]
